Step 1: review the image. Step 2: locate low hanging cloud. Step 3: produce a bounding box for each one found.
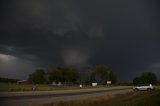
[148,62,160,78]
[88,25,104,38]
[150,63,160,69]
[0,54,16,62]
[61,47,92,67]
[0,53,39,79]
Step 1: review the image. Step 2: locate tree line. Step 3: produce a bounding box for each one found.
[0,77,18,83]
[28,65,159,85]
[28,64,117,85]
[1,64,158,85]
[133,72,158,85]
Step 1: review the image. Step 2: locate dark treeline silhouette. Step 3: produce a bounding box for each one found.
[0,77,18,83]
[28,64,117,85]
[133,72,158,85]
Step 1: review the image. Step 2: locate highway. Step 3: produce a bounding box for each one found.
[0,86,132,106]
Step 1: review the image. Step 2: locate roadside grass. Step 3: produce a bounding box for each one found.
[0,83,80,92]
[109,90,160,106]
[0,83,113,92]
[32,90,160,106]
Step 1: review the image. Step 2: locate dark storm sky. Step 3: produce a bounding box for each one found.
[0,0,160,81]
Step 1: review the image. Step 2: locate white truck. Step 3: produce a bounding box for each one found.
[133,84,154,91]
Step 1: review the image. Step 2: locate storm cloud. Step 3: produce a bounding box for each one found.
[0,0,160,80]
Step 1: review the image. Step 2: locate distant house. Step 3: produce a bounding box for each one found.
[92,83,98,87]
[17,80,31,84]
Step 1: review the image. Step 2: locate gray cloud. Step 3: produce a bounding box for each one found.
[88,25,104,38]
[0,0,160,80]
[2,0,81,36]
[0,53,39,79]
[61,47,92,67]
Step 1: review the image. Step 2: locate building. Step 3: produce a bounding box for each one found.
[17,80,31,84]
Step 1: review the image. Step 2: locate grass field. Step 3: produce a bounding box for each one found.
[32,90,160,106]
[0,83,81,92]
[0,83,112,92]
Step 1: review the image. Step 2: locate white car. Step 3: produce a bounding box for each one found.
[133,84,154,91]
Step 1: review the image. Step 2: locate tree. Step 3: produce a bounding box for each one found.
[0,77,18,83]
[84,68,93,84]
[109,71,117,84]
[133,77,141,85]
[141,72,157,84]
[90,64,117,84]
[90,65,108,84]
[29,69,46,84]
[133,72,157,85]
[62,68,80,84]
[47,67,80,84]
[48,67,63,83]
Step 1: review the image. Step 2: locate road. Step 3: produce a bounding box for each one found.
[0,86,132,106]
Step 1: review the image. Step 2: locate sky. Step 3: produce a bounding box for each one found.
[0,0,160,81]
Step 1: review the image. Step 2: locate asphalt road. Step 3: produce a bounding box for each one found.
[0,86,132,106]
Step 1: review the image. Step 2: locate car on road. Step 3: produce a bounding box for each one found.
[133,84,154,91]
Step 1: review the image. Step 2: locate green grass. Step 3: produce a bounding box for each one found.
[32,90,160,106]
[0,83,112,92]
[108,90,160,106]
[0,83,53,92]
[0,83,83,92]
